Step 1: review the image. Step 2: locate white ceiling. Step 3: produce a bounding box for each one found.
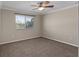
[0,1,78,15]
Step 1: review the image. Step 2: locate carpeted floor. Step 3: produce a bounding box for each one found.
[0,37,78,57]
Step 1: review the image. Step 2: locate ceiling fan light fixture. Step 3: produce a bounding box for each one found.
[38,7,44,11]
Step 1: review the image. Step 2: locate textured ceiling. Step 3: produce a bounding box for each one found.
[0,1,78,15]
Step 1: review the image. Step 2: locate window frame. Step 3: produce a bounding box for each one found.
[15,14,34,30]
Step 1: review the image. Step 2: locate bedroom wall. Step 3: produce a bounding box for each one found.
[78,1,79,57]
[0,9,41,44]
[0,2,2,40]
[43,5,79,47]
[0,9,2,40]
[0,2,2,9]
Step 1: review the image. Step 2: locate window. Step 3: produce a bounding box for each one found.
[25,16,34,28]
[16,14,34,29]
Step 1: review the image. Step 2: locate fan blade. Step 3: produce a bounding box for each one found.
[43,1,50,4]
[39,1,49,7]
[38,2,43,7]
[32,8,38,10]
[45,5,54,8]
[31,5,38,7]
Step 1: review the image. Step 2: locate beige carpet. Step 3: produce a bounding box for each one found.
[0,37,78,57]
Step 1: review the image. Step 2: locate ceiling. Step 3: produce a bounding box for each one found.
[0,1,78,15]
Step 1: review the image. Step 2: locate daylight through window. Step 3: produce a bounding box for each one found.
[16,14,34,29]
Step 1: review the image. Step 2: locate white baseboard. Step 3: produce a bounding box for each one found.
[0,36,40,45]
[0,36,78,48]
[42,36,79,47]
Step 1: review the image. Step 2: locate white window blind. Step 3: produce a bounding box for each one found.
[16,14,34,29]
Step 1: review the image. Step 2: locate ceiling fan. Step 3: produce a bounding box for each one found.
[32,1,54,11]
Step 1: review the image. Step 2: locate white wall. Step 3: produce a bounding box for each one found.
[39,15,43,37]
[0,2,2,40]
[78,48,79,57]
[43,6,79,47]
[0,9,2,40]
[78,1,79,56]
[0,9,41,44]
